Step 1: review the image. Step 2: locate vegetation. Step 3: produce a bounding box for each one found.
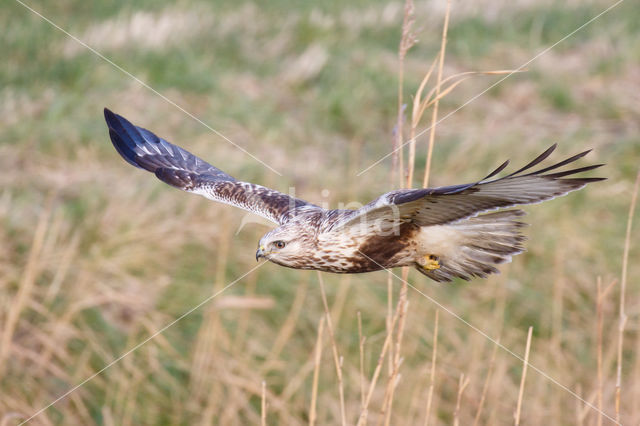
[1,0,639,424]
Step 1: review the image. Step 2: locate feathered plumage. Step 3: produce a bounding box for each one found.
[105,108,605,282]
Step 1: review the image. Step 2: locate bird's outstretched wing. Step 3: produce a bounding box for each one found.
[104,108,310,225]
[334,145,605,230]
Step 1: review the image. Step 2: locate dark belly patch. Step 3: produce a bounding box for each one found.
[354,223,418,270]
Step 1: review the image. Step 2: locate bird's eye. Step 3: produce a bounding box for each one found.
[274,240,286,249]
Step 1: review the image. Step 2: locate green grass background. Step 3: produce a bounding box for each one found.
[1,0,639,424]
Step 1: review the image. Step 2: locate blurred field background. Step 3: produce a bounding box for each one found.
[1,0,640,424]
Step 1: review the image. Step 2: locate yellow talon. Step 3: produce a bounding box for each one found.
[421,254,440,270]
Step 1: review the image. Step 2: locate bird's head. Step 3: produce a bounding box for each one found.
[256,223,315,268]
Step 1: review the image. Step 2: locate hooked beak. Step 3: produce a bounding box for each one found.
[256,245,266,262]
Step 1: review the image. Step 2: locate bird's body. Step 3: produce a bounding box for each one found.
[104,108,604,282]
[260,208,526,281]
[259,210,420,273]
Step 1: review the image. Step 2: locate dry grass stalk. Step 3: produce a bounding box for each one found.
[213,214,232,292]
[43,231,79,304]
[380,266,411,425]
[453,373,470,426]
[410,69,519,187]
[514,326,533,426]
[393,0,416,188]
[422,0,450,188]
[596,277,603,426]
[407,0,518,189]
[0,195,54,373]
[615,170,640,422]
[381,1,461,420]
[407,57,437,187]
[596,277,616,426]
[332,275,352,321]
[357,299,402,426]
[386,274,394,378]
[191,216,233,413]
[380,289,408,426]
[261,380,267,426]
[265,282,307,364]
[190,309,222,409]
[280,356,315,403]
[551,247,565,346]
[218,372,297,423]
[358,311,366,411]
[310,315,325,426]
[317,272,347,426]
[70,391,93,425]
[423,309,439,426]
[233,273,259,352]
[378,2,419,423]
[575,384,584,426]
[406,2,519,192]
[473,336,500,426]
[634,333,640,422]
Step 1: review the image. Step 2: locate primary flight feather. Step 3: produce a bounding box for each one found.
[104,108,604,282]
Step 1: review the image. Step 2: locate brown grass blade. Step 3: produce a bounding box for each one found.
[357,300,402,426]
[0,194,54,373]
[317,272,346,426]
[422,0,450,189]
[261,380,267,426]
[615,169,640,422]
[453,373,470,426]
[358,311,366,411]
[309,315,325,426]
[473,336,500,426]
[596,277,617,426]
[423,309,439,426]
[514,326,533,426]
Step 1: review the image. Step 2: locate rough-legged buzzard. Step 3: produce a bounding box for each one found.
[104,108,604,282]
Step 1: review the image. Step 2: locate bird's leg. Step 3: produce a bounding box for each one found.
[418,254,440,270]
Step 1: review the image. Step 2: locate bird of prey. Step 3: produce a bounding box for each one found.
[104,108,604,282]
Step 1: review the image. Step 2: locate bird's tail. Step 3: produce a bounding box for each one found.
[416,210,527,282]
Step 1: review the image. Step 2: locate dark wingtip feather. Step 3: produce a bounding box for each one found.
[525,149,594,177]
[486,145,605,184]
[563,177,607,183]
[504,144,557,178]
[108,128,142,169]
[104,107,115,122]
[545,163,605,178]
[481,160,510,181]
[105,108,144,169]
[104,108,159,172]
[104,108,238,183]
[104,108,130,140]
